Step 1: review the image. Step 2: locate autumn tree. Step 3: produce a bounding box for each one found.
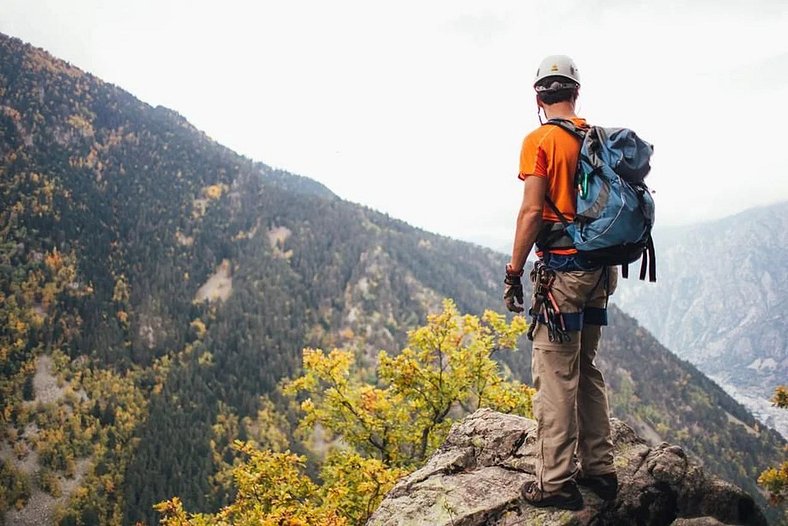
[157,300,533,524]
[285,299,533,468]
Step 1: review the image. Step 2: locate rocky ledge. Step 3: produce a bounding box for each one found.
[367,408,765,526]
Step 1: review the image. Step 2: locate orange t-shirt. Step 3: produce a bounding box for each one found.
[518,118,586,255]
[518,117,586,222]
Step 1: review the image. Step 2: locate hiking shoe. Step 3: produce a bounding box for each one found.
[521,480,583,510]
[577,472,618,501]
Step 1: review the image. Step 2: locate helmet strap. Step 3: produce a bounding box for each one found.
[537,106,544,125]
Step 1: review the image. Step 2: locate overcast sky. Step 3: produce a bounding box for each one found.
[2,0,787,250]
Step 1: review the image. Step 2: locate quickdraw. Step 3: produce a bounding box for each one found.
[526,262,571,343]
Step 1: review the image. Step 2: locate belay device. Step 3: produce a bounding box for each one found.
[542,119,656,282]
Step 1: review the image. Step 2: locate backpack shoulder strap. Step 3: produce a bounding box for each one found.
[543,119,587,233]
[540,119,587,225]
[544,118,588,141]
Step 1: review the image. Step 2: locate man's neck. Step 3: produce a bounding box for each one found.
[543,101,577,121]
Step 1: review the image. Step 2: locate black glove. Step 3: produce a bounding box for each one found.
[504,264,524,313]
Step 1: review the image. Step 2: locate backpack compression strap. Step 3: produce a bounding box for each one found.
[620,235,657,282]
[641,235,656,282]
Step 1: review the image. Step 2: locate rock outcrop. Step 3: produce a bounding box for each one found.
[367,409,766,526]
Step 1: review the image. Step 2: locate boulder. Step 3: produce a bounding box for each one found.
[367,408,766,526]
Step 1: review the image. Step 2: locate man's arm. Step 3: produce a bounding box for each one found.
[509,175,547,272]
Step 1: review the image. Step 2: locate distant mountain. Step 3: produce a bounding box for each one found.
[0,33,784,525]
[614,203,788,438]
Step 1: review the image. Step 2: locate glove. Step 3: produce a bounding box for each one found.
[504,264,524,313]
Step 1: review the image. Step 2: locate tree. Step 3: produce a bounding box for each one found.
[757,386,788,505]
[285,299,533,468]
[157,300,533,524]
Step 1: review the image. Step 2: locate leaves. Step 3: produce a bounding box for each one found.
[158,445,348,526]
[758,461,787,505]
[159,301,532,524]
[757,386,788,506]
[287,299,533,468]
[771,386,788,409]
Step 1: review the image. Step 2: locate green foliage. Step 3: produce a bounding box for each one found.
[285,300,533,468]
[0,458,31,513]
[1,33,511,524]
[37,467,62,498]
[158,301,530,524]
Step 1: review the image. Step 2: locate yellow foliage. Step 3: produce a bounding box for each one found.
[286,300,532,467]
[112,275,130,303]
[162,300,532,524]
[158,445,359,526]
[103,477,115,494]
[202,184,225,200]
[44,248,63,271]
[198,351,214,366]
[758,460,788,505]
[772,386,788,409]
[190,318,207,339]
[13,319,28,335]
[67,114,94,136]
[243,396,290,453]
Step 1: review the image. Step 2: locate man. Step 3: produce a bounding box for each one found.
[504,55,618,510]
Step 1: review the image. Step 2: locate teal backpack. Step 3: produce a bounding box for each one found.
[538,119,656,281]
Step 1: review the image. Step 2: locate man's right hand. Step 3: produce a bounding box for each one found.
[504,264,525,313]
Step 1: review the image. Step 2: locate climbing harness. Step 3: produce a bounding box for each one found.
[527,262,571,343]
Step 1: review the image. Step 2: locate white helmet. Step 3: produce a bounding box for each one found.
[534,55,580,91]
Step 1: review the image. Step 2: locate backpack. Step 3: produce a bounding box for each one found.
[538,119,656,281]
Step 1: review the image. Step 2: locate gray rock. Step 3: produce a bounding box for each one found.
[367,408,766,526]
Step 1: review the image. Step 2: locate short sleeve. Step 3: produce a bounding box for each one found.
[518,134,548,180]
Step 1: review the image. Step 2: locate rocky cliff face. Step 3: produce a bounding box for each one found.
[613,203,788,438]
[368,409,766,526]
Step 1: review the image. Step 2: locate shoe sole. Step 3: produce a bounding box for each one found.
[577,478,617,501]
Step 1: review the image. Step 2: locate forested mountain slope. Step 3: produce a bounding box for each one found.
[0,33,783,525]
[614,203,788,438]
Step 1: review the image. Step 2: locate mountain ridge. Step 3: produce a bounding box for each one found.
[0,32,784,525]
[615,200,788,438]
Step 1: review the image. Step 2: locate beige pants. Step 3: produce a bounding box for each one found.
[530,265,618,491]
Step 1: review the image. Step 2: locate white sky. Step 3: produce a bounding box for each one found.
[2,0,787,250]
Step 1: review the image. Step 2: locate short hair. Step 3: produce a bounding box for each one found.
[535,76,579,105]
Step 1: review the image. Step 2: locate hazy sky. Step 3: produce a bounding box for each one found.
[2,1,787,250]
